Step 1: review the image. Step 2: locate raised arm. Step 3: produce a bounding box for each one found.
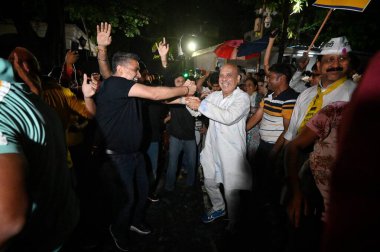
[289,52,310,91]
[156,37,169,68]
[96,22,113,79]
[264,29,279,76]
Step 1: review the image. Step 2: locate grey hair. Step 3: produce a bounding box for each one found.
[112,52,140,73]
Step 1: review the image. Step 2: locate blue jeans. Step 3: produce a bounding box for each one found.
[147,141,159,180]
[108,152,149,235]
[165,136,197,191]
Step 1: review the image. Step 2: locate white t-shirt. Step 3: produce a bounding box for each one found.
[284,79,356,141]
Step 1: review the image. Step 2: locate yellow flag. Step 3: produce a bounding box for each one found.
[313,0,371,12]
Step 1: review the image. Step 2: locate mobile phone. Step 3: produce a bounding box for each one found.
[71,41,79,52]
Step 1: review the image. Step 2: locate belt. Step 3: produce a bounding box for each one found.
[105,149,119,155]
[105,149,140,155]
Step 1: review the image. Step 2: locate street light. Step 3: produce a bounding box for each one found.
[187,40,197,53]
[178,34,198,58]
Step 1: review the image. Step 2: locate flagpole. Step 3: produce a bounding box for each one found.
[307,8,334,53]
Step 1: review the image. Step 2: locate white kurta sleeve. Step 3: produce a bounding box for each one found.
[198,92,250,126]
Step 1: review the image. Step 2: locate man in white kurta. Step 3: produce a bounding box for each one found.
[186,64,251,232]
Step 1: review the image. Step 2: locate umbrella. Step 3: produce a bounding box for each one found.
[214,40,243,59]
[214,38,268,60]
[236,36,269,57]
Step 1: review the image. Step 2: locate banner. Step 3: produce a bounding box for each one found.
[313,0,371,12]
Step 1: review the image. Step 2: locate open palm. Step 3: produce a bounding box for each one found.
[97,22,112,47]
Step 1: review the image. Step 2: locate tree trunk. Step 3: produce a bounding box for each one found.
[43,0,65,73]
[277,0,291,63]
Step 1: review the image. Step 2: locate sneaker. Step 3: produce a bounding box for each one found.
[109,225,129,251]
[130,224,151,235]
[201,208,226,223]
[147,193,159,203]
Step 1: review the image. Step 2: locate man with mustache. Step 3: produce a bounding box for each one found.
[284,36,356,239]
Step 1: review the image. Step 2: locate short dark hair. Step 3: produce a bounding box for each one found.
[268,63,293,83]
[237,65,246,75]
[245,77,258,87]
[112,52,140,73]
[209,71,219,84]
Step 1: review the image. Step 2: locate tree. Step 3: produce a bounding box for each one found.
[1,0,163,72]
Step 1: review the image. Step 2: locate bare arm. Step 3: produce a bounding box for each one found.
[0,153,28,248]
[129,83,195,100]
[246,106,264,131]
[285,126,318,228]
[264,29,279,75]
[97,22,113,79]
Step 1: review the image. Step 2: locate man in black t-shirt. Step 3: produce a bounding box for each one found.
[92,22,197,252]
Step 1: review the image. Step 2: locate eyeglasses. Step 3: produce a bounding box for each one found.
[322,56,349,64]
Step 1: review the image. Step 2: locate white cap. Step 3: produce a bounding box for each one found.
[320,36,352,55]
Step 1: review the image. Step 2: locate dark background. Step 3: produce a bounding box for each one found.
[1,0,379,74]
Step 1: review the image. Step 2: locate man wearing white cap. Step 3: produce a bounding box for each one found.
[284,36,357,228]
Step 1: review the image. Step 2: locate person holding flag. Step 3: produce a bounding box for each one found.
[284,36,357,229]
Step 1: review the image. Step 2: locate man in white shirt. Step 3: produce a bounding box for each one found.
[285,36,357,228]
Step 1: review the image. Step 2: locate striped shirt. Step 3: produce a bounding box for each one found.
[0,79,79,251]
[259,88,299,144]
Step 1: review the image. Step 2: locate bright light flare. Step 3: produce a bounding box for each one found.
[187,41,197,52]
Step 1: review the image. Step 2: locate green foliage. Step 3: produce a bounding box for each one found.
[290,0,308,14]
[65,1,150,38]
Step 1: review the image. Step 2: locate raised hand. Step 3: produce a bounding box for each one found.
[297,52,310,71]
[155,37,169,57]
[82,73,98,98]
[65,50,79,65]
[97,22,112,47]
[270,28,279,38]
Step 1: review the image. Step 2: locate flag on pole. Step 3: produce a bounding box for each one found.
[313,0,371,12]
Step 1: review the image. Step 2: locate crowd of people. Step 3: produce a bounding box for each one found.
[0,20,378,252]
